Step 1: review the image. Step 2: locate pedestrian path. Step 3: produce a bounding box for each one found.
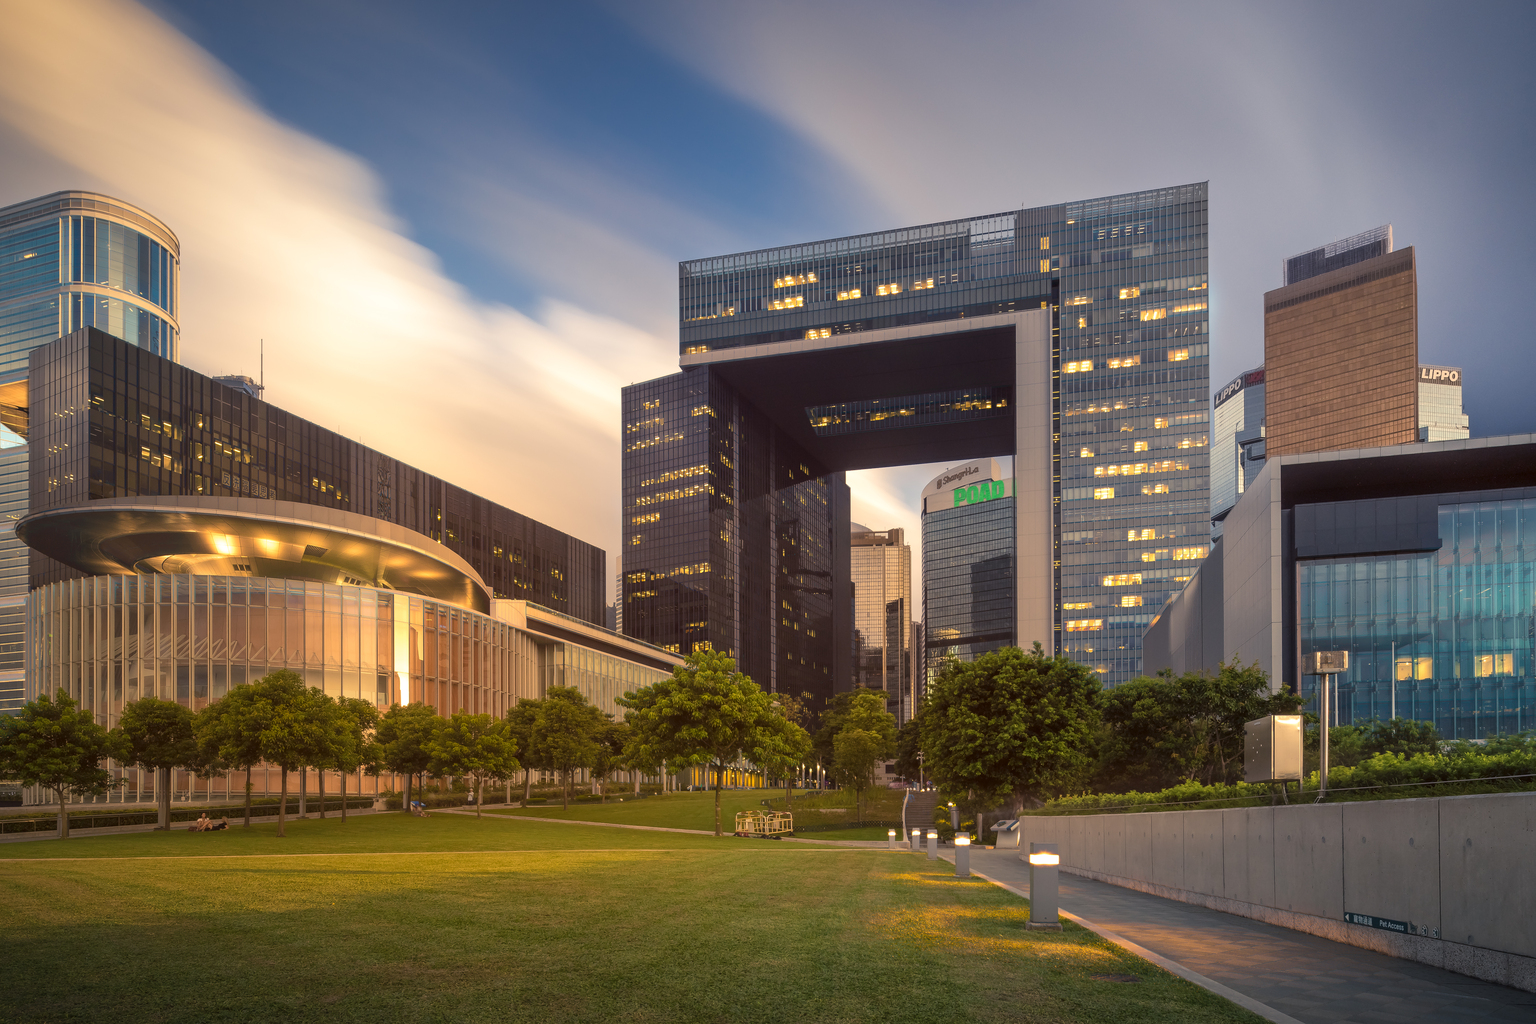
[965,848,1535,1024]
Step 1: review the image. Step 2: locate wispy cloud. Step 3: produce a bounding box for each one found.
[0,0,685,576]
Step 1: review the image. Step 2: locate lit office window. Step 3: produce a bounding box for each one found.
[1065,619,1102,632]
[1120,596,1143,607]
[1140,308,1166,322]
[1093,487,1114,500]
[1102,573,1143,587]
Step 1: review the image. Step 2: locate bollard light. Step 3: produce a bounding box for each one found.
[910,828,921,852]
[953,833,971,878]
[1025,842,1062,931]
[888,829,898,851]
[926,829,939,861]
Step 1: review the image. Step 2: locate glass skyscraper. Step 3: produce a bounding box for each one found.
[629,182,1209,690]
[0,192,181,711]
[1210,365,1266,538]
[921,459,1015,690]
[850,525,911,723]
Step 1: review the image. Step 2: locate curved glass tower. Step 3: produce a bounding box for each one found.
[0,192,181,712]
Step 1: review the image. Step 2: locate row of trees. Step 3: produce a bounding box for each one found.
[896,645,1305,816]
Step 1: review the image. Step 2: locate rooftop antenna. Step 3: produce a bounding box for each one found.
[260,339,264,396]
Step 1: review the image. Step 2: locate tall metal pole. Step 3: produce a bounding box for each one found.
[1316,672,1330,802]
[1390,641,1396,721]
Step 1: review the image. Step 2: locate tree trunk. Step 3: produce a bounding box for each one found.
[561,769,569,810]
[340,768,347,821]
[157,764,171,829]
[523,768,532,802]
[299,767,307,818]
[277,769,288,838]
[243,766,253,827]
[714,767,723,836]
[57,788,68,839]
[633,770,640,796]
[474,777,482,819]
[318,769,326,818]
[785,776,793,812]
[403,772,412,814]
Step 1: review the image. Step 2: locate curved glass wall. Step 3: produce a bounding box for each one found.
[1299,497,1536,738]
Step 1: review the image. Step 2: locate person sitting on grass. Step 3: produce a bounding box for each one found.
[190,813,211,832]
[210,816,230,831]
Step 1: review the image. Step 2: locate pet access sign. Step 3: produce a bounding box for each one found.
[1344,912,1439,938]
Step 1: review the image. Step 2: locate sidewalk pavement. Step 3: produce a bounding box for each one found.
[964,848,1535,1024]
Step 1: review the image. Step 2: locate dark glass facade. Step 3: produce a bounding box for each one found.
[922,490,1015,685]
[620,368,851,705]
[659,183,1209,686]
[28,328,606,623]
[1299,497,1536,738]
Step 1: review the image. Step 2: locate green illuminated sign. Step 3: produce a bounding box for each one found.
[953,479,1007,507]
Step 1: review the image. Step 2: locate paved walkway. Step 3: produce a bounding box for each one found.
[965,848,1536,1024]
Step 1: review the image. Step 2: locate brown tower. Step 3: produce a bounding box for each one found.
[1263,246,1418,457]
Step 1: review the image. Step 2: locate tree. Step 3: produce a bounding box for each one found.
[375,701,441,814]
[504,698,544,803]
[827,690,897,820]
[114,697,204,831]
[249,671,345,837]
[429,711,520,818]
[332,697,381,821]
[0,691,117,838]
[921,644,1101,814]
[811,685,886,768]
[590,720,630,803]
[195,684,270,827]
[767,691,814,809]
[893,717,924,785]
[536,686,606,809]
[618,649,784,837]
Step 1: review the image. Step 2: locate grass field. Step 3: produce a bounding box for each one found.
[493,789,906,839]
[0,812,1263,1024]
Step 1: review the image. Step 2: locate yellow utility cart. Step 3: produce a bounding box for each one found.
[733,810,792,839]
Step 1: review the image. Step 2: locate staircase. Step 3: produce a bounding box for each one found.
[901,789,941,837]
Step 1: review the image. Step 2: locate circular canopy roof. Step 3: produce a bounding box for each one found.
[18,497,489,612]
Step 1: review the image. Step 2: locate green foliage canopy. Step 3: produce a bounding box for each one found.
[0,691,117,838]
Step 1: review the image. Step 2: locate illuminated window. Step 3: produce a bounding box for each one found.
[1142,483,1170,495]
[1474,653,1514,677]
[1093,487,1114,500]
[1064,360,1093,373]
[1068,295,1092,305]
[1167,348,1190,361]
[773,273,817,288]
[1077,316,1087,329]
[1065,619,1102,632]
[769,295,804,310]
[1106,354,1141,369]
[1040,259,1051,273]
[804,328,831,340]
[1062,601,1094,610]
[1140,551,1157,562]
[630,513,659,525]
[1120,595,1143,607]
[1133,440,1148,452]
[1154,417,1169,428]
[1173,547,1208,560]
[1102,573,1143,587]
[911,278,935,290]
[1397,656,1434,681]
[1173,301,1208,314]
[1127,528,1156,541]
[1039,236,1050,250]
[1079,447,1094,458]
[1140,308,1166,321]
[837,289,862,301]
[1119,286,1140,299]
[1188,282,1207,291]
[874,282,902,296]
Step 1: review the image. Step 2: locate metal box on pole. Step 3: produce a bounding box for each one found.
[1244,715,1303,783]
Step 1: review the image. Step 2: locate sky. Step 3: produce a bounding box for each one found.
[1,0,1532,605]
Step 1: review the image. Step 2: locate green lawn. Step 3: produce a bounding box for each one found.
[0,813,1263,1024]
[490,788,802,832]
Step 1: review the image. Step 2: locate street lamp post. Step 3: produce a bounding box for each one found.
[954,834,971,877]
[926,829,938,861]
[1304,651,1349,802]
[1026,843,1061,931]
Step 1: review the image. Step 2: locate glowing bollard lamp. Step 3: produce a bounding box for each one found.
[910,828,921,852]
[888,829,898,850]
[926,830,939,861]
[1025,842,1062,931]
[953,834,971,877]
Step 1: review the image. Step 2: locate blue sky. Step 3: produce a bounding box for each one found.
[2,1,1533,595]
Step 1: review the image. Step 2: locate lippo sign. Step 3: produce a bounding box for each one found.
[1419,364,1462,385]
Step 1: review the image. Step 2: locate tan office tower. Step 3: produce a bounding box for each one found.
[850,525,911,725]
[1264,229,1418,457]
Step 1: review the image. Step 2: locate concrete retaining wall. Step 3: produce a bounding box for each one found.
[1017,791,1536,993]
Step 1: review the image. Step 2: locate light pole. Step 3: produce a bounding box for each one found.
[1304,651,1349,802]
[926,829,938,861]
[1026,843,1061,931]
[954,834,971,878]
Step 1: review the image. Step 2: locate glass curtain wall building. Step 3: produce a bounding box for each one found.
[0,192,181,713]
[1418,365,1469,442]
[921,459,1015,688]
[634,182,1210,689]
[850,526,911,723]
[1210,366,1266,538]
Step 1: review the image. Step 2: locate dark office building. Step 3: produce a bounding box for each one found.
[26,328,605,622]
[626,182,1210,689]
[920,459,1015,686]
